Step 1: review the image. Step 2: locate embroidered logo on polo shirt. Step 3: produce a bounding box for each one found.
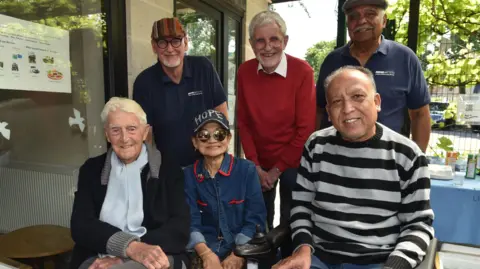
[188,91,203,96]
[375,70,395,76]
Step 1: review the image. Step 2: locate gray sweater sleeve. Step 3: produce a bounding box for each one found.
[106,231,140,258]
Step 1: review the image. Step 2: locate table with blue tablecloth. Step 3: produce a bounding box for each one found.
[431,173,480,246]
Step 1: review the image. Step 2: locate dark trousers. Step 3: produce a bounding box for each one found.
[262,167,297,258]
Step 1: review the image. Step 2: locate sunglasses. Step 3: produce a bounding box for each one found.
[196,129,229,143]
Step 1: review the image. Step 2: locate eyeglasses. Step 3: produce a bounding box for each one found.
[253,37,283,50]
[155,37,183,49]
[196,129,229,143]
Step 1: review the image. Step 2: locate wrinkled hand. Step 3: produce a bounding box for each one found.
[272,246,311,269]
[126,241,169,269]
[267,167,282,187]
[88,256,123,269]
[221,253,245,269]
[200,251,222,269]
[256,166,272,191]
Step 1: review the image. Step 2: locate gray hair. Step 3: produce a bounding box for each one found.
[248,11,287,39]
[324,66,377,93]
[100,97,147,125]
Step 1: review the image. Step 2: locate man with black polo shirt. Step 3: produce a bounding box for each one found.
[133,17,228,167]
[315,0,431,153]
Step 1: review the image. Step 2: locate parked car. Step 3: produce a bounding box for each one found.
[430,101,450,128]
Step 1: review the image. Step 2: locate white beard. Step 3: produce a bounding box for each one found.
[161,58,181,68]
[257,54,280,72]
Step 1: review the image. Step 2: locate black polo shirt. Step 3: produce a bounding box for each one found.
[133,56,226,167]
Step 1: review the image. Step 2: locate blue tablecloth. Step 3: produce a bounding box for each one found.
[431,173,480,246]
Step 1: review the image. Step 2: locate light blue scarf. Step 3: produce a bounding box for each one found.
[99,144,148,237]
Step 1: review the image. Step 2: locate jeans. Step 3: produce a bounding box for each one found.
[310,255,383,269]
[262,168,298,258]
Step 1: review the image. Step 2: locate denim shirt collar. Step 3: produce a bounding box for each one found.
[193,153,234,182]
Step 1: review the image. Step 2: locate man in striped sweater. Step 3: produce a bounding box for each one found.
[273,66,434,269]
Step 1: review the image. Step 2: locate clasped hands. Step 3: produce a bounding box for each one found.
[199,249,244,269]
[88,241,170,269]
[257,166,282,192]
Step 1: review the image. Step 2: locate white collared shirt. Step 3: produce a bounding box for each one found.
[257,52,287,78]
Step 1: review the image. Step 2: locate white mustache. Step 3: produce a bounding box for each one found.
[354,26,373,33]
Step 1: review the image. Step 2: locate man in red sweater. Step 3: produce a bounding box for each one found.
[236,10,316,257]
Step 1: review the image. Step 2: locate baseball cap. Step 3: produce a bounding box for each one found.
[151,17,186,39]
[342,0,388,13]
[193,110,230,134]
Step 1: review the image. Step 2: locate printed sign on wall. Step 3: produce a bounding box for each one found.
[0,14,71,93]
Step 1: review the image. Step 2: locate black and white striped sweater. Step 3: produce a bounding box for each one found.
[290,123,434,269]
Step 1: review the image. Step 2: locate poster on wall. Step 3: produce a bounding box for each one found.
[0,14,71,93]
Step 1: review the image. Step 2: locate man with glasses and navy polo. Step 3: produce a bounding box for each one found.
[236,10,316,258]
[133,17,228,168]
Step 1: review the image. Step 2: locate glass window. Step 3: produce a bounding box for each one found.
[227,18,239,155]
[176,1,243,156]
[0,0,109,231]
[176,1,219,68]
[0,2,108,171]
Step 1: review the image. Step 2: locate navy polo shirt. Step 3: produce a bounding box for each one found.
[316,37,430,132]
[133,56,227,167]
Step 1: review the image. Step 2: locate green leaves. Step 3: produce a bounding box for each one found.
[436,136,454,152]
[304,40,336,79]
[389,0,480,88]
[179,13,216,57]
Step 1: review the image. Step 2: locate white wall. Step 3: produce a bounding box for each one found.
[244,0,270,61]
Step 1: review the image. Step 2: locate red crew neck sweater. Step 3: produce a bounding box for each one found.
[236,54,316,171]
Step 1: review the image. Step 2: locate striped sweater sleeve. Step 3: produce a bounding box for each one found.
[384,154,435,269]
[290,144,316,252]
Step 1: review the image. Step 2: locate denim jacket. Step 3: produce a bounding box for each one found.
[184,153,267,259]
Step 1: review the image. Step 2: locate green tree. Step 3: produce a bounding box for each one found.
[179,12,216,58]
[304,40,336,79]
[0,0,105,48]
[388,0,480,89]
